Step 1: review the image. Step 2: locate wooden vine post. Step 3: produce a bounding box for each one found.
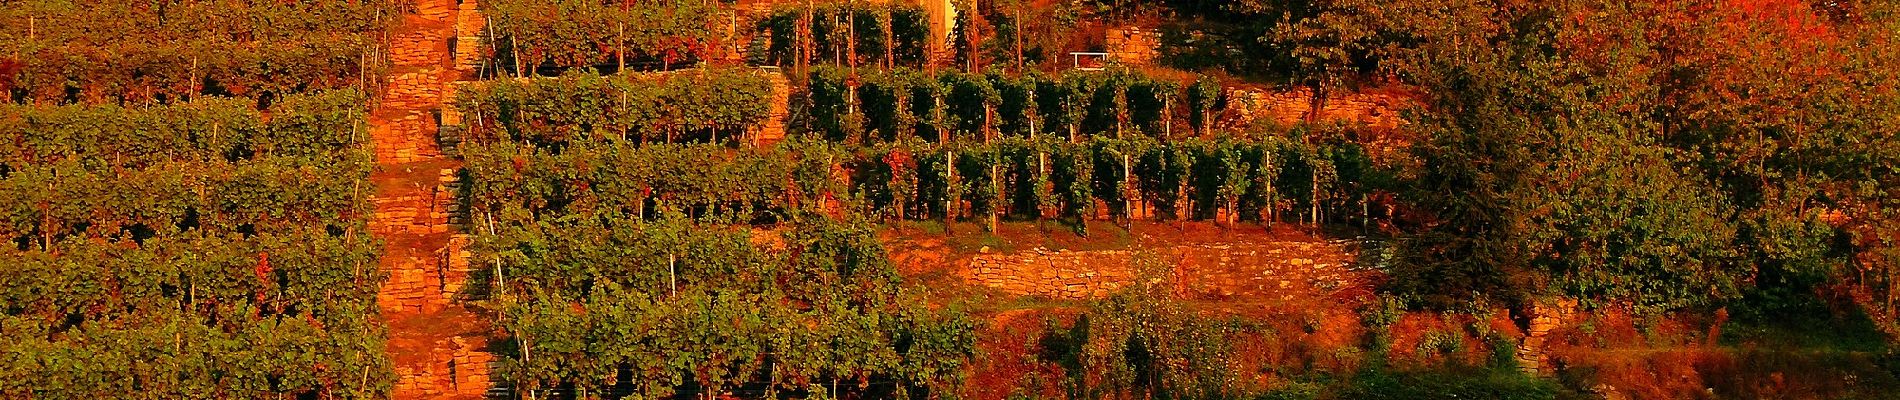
[1123,150,1134,228]
[1265,150,1276,227]
[617,22,626,72]
[1014,5,1024,71]
[883,6,895,69]
[945,146,957,228]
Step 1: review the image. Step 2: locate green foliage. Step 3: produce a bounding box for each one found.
[805,66,855,142]
[942,71,1001,138]
[0,156,370,242]
[1336,368,1560,400]
[1126,77,1179,138]
[1382,7,1753,312]
[1134,142,1190,220]
[1051,141,1095,221]
[1037,275,1256,400]
[1186,76,1222,135]
[462,141,798,225]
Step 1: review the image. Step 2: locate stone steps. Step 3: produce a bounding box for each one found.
[374,0,495,398]
[453,0,488,73]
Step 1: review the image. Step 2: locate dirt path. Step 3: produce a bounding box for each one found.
[370,0,492,398]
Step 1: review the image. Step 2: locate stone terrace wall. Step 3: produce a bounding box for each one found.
[1106,26,1161,66]
[967,249,1140,298]
[964,239,1370,302]
[1225,86,1413,131]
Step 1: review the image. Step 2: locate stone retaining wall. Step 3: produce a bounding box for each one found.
[964,239,1369,302]
[1106,26,1161,66]
[968,249,1139,298]
[1225,86,1413,130]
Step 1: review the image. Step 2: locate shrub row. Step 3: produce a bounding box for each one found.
[1,307,389,398]
[486,216,975,398]
[1,229,381,331]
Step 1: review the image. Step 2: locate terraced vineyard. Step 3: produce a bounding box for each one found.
[0,91,389,397]
[0,1,399,397]
[6,0,1900,399]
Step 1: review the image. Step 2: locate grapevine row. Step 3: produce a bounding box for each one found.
[798,66,1223,143]
[2,229,381,330]
[453,69,774,146]
[0,156,371,245]
[0,1,402,103]
[2,308,388,398]
[482,0,726,73]
[479,213,974,397]
[462,136,1381,229]
[0,90,371,167]
[754,3,933,68]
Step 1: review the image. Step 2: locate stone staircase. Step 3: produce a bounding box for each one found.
[1515,298,1579,376]
[370,0,494,398]
[754,69,791,146]
[453,0,487,74]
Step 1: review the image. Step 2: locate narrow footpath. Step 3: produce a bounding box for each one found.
[370,0,493,398]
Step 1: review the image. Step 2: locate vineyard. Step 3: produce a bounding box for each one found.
[5,0,1900,399]
[0,0,403,104]
[0,90,388,397]
[443,61,1388,397]
[755,3,935,69]
[481,0,727,73]
[453,68,1375,228]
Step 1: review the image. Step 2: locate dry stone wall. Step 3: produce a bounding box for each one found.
[1516,298,1580,376]
[453,0,487,73]
[964,238,1371,303]
[1106,26,1161,66]
[755,70,791,146]
[1225,86,1413,131]
[967,249,1139,298]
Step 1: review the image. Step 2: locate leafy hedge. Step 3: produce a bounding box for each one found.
[0,193,387,398]
[462,142,809,225]
[453,69,774,146]
[0,0,401,103]
[484,0,725,72]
